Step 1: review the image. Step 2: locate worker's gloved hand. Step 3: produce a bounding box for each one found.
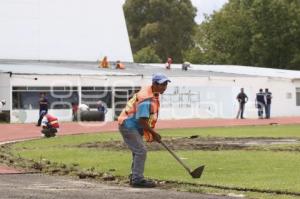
[144,131,161,143]
[152,133,161,143]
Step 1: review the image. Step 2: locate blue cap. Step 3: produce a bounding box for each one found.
[152,73,171,84]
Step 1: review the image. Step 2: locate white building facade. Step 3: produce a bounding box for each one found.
[1,62,300,123]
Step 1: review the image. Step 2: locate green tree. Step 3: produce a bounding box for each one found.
[250,0,300,69]
[123,0,197,63]
[188,0,300,70]
[185,0,254,65]
[133,46,162,63]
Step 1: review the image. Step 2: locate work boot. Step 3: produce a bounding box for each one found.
[131,179,156,188]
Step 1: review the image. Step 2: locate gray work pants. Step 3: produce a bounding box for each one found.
[119,125,146,183]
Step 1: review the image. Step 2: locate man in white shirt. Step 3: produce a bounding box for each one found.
[78,104,90,121]
[78,104,90,111]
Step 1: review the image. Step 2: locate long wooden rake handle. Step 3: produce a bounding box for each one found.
[159,140,192,174]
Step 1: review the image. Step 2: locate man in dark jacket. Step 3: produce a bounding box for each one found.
[265,88,272,119]
[37,93,48,126]
[256,89,265,119]
[236,88,248,119]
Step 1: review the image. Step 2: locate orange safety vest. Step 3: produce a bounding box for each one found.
[118,86,160,142]
[46,114,59,128]
[116,63,125,69]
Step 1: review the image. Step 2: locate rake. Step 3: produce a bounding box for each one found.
[160,140,205,178]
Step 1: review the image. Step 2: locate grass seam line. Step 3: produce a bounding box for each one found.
[164,180,300,197]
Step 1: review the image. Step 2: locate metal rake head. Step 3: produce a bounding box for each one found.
[190,165,205,178]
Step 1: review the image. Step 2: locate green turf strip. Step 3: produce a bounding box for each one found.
[10,125,300,198]
[12,148,300,192]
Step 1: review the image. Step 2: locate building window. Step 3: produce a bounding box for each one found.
[81,87,112,108]
[12,86,79,110]
[297,88,300,106]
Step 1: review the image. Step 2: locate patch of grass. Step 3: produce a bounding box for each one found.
[11,148,300,193]
[159,125,300,138]
[8,125,300,198]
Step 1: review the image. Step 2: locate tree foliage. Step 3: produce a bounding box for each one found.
[133,46,162,63]
[123,0,197,63]
[186,0,300,69]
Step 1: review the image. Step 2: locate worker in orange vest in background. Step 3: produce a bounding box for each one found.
[165,57,172,69]
[115,60,125,69]
[41,113,60,138]
[99,56,109,68]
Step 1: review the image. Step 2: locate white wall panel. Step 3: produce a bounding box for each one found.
[6,73,300,123]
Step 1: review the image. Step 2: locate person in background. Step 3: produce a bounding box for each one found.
[265,88,272,119]
[236,88,248,119]
[0,100,6,113]
[37,93,48,126]
[71,102,78,121]
[118,73,170,188]
[255,89,265,119]
[78,103,89,111]
[165,57,172,69]
[182,61,191,71]
[41,113,59,138]
[100,56,109,68]
[97,100,108,121]
[115,60,125,69]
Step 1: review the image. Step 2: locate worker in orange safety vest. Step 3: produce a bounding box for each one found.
[99,56,109,68]
[118,73,170,188]
[115,60,125,69]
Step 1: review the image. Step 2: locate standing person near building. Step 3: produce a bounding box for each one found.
[118,73,170,188]
[236,88,248,119]
[97,100,107,121]
[37,93,48,126]
[181,61,191,71]
[71,102,78,121]
[165,57,172,69]
[182,61,190,71]
[265,88,272,119]
[255,89,265,119]
[99,56,109,68]
[41,113,59,138]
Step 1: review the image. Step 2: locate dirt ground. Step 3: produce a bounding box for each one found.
[78,136,300,151]
[0,174,237,199]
